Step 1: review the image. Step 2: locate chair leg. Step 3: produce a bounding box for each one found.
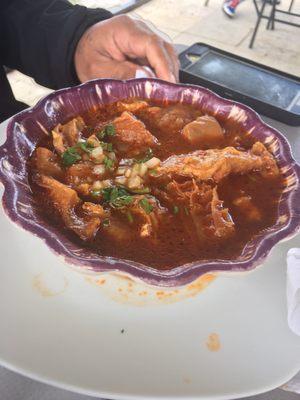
[205,0,209,6]
[288,0,294,12]
[267,0,276,29]
[271,0,276,29]
[249,0,268,48]
[267,9,272,29]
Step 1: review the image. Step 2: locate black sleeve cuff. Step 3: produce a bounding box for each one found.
[54,6,113,88]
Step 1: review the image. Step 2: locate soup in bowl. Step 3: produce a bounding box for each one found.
[0,79,299,286]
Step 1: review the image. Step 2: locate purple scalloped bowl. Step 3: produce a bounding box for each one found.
[0,78,300,287]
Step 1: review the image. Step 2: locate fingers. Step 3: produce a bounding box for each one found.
[112,16,180,82]
[144,35,177,82]
[163,41,180,82]
[75,14,180,83]
[80,55,154,81]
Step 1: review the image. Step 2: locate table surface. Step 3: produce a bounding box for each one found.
[0,115,300,400]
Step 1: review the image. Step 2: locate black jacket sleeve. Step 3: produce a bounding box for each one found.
[1,0,112,89]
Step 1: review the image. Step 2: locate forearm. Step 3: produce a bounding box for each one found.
[1,0,112,89]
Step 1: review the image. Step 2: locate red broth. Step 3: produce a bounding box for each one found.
[29,100,284,270]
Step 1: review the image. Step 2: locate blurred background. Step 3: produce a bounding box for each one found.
[7,0,300,107]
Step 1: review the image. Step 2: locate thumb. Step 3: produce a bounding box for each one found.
[103,59,155,80]
[135,66,156,79]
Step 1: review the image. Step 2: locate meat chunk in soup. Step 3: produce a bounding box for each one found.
[182,115,224,148]
[52,116,85,155]
[126,195,167,238]
[157,143,279,183]
[211,188,235,238]
[154,179,234,241]
[33,147,63,180]
[116,100,149,114]
[37,175,107,240]
[138,104,202,133]
[112,111,158,157]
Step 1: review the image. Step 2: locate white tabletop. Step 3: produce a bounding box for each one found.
[0,115,300,400]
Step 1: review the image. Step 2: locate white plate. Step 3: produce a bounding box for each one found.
[1,121,300,400]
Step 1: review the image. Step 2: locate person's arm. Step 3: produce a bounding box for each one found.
[74,14,179,83]
[1,0,112,89]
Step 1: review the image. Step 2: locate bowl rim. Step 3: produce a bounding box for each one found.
[0,77,300,287]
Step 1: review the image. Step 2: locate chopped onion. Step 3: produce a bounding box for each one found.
[91,146,103,160]
[139,163,148,177]
[87,135,100,147]
[130,163,140,178]
[93,165,105,175]
[145,157,160,169]
[92,180,103,190]
[115,176,127,185]
[102,179,112,188]
[128,175,142,189]
[116,166,127,176]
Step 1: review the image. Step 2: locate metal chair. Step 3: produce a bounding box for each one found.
[249,0,300,48]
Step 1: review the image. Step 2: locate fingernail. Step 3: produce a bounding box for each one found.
[143,66,156,77]
[135,69,149,79]
[135,67,156,79]
[169,73,176,83]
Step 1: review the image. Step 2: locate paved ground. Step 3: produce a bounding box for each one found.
[7,0,300,107]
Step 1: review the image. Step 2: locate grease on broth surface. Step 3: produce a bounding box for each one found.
[29,99,284,270]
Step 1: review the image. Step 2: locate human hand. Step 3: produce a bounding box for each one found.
[74,15,179,83]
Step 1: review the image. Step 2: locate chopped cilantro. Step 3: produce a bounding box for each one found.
[114,195,134,208]
[100,141,114,152]
[62,147,81,166]
[173,205,179,214]
[102,186,134,208]
[126,211,134,223]
[77,141,94,153]
[104,156,115,171]
[102,218,110,227]
[136,148,153,163]
[149,169,158,176]
[97,123,116,140]
[91,189,101,197]
[139,198,153,214]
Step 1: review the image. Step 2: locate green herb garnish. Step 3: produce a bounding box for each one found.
[149,169,158,176]
[100,141,113,152]
[184,206,189,215]
[62,147,82,166]
[77,141,94,153]
[104,156,115,171]
[173,205,179,214]
[91,189,101,197]
[114,196,134,208]
[135,148,153,163]
[126,211,134,223]
[102,218,110,227]
[102,186,134,208]
[97,123,116,140]
[139,198,154,214]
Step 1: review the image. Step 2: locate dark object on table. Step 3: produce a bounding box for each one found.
[250,0,300,48]
[110,0,151,14]
[179,43,300,126]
